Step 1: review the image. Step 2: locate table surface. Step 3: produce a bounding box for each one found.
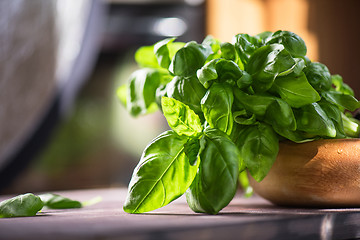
[1,188,360,240]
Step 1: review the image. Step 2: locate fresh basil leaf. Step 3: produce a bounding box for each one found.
[123,130,199,213]
[294,103,336,138]
[39,193,82,209]
[256,31,272,43]
[165,75,207,115]
[246,44,296,92]
[220,42,237,61]
[331,74,354,96]
[154,38,176,69]
[202,35,221,53]
[169,41,212,77]
[126,68,161,116]
[322,91,360,112]
[215,59,243,84]
[237,71,252,89]
[161,97,203,137]
[201,83,234,135]
[342,113,360,138]
[0,193,44,218]
[318,99,346,138]
[272,72,320,108]
[234,123,279,182]
[272,125,317,143]
[135,45,159,68]
[303,62,332,92]
[184,138,201,166]
[233,89,274,117]
[233,33,262,67]
[233,110,257,125]
[186,128,242,214]
[265,30,307,57]
[265,98,296,131]
[197,59,218,88]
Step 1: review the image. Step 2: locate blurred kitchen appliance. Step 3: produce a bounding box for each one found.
[0,0,104,191]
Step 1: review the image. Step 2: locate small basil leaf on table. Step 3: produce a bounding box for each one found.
[165,75,207,115]
[234,123,279,182]
[123,130,199,214]
[271,72,320,108]
[169,41,212,77]
[201,83,234,135]
[0,193,44,218]
[294,102,337,138]
[161,96,203,137]
[186,128,242,214]
[39,193,82,209]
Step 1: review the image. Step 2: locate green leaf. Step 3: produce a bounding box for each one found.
[272,72,320,108]
[201,83,234,135]
[197,59,218,88]
[233,89,274,117]
[135,45,159,68]
[331,74,354,96]
[154,38,176,69]
[303,62,332,92]
[215,59,244,84]
[265,30,307,57]
[186,128,241,214]
[184,138,201,166]
[341,113,360,138]
[126,68,161,116]
[39,193,82,209]
[318,99,346,138]
[233,110,257,125]
[233,33,262,67]
[233,123,279,182]
[294,103,336,138]
[0,193,44,218]
[165,75,207,115]
[202,35,221,53]
[169,41,213,77]
[123,131,199,213]
[246,44,296,92]
[161,97,203,137]
[220,42,237,61]
[322,91,360,112]
[265,98,296,131]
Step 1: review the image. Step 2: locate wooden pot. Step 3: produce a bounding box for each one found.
[249,139,360,207]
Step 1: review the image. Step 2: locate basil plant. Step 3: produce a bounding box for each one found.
[117,31,360,214]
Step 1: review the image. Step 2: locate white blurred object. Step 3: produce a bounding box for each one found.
[0,0,104,189]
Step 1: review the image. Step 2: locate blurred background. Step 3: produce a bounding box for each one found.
[1,0,359,194]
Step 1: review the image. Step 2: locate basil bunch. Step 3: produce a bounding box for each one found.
[118,31,360,214]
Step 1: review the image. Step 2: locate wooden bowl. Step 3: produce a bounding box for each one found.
[249,139,360,207]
